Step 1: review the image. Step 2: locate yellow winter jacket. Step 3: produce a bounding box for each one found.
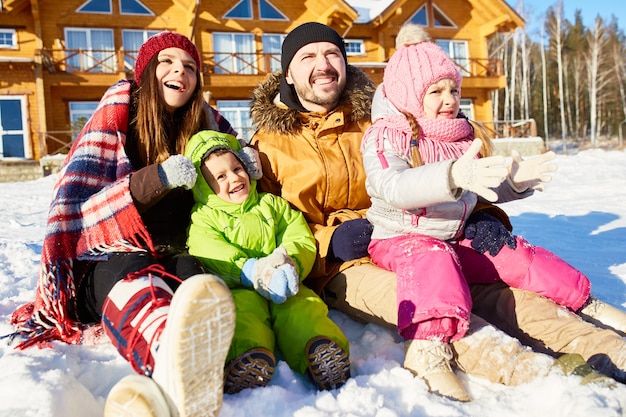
[250,66,376,293]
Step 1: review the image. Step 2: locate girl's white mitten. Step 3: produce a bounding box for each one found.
[158,155,197,189]
[507,150,557,192]
[450,139,508,202]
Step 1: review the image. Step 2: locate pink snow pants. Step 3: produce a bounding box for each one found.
[368,234,591,343]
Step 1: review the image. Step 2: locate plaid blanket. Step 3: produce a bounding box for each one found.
[10,80,154,348]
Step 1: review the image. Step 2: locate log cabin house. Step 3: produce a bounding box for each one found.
[0,0,523,162]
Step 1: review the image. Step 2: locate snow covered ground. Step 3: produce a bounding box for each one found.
[0,148,625,416]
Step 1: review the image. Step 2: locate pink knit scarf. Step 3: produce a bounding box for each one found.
[364,114,474,165]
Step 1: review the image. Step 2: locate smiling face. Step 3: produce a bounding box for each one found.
[155,47,198,112]
[285,41,346,113]
[201,150,250,204]
[422,78,461,119]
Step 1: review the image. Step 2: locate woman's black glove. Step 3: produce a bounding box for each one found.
[464,211,516,256]
[329,218,374,262]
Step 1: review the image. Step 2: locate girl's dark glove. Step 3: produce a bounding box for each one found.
[464,211,516,256]
[329,218,374,262]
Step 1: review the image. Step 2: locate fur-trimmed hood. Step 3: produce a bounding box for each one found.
[250,65,376,136]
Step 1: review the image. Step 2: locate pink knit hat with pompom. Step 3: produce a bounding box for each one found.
[383,24,461,118]
[134,31,201,86]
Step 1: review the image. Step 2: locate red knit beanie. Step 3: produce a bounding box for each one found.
[134,31,201,86]
[383,24,461,119]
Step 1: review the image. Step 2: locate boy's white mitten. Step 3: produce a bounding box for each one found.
[158,155,197,189]
[450,139,508,202]
[507,150,557,192]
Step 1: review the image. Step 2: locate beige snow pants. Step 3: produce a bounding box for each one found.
[324,264,626,384]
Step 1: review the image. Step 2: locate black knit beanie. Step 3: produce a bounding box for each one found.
[279,22,347,112]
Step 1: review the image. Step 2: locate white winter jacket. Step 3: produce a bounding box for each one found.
[362,86,529,241]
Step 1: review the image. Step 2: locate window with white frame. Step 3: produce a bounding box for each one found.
[224,0,252,19]
[435,39,469,76]
[408,5,428,26]
[0,96,29,158]
[262,33,285,73]
[259,0,287,20]
[65,28,116,73]
[0,29,16,49]
[213,33,256,75]
[77,0,112,13]
[345,40,364,56]
[460,99,474,120]
[77,0,152,14]
[69,102,99,138]
[217,100,253,142]
[119,0,152,15]
[224,0,286,20]
[122,29,161,71]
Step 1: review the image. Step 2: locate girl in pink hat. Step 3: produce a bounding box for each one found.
[361,23,626,401]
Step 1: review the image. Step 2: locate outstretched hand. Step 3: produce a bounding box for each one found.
[450,139,508,202]
[508,150,557,192]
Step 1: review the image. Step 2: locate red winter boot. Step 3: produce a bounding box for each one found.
[102,265,235,417]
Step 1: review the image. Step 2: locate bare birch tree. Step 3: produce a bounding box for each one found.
[546,1,567,140]
[607,19,626,145]
[540,26,549,142]
[585,16,611,146]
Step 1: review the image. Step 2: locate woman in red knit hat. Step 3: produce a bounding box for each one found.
[9,31,237,417]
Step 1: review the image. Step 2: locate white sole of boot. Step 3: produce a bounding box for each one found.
[104,374,172,417]
[153,274,236,417]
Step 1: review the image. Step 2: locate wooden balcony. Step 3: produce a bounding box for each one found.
[36,49,503,88]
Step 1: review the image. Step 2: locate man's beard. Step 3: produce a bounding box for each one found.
[293,71,342,108]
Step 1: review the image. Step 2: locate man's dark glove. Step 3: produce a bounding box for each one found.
[464,211,516,256]
[329,218,374,262]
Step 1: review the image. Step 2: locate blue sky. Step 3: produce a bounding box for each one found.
[505,0,626,33]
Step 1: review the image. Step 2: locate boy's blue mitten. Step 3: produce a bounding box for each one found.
[241,246,299,303]
[465,211,516,256]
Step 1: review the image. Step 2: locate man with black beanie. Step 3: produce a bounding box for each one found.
[278,22,348,113]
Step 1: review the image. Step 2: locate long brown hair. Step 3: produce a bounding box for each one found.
[401,111,493,168]
[129,56,208,165]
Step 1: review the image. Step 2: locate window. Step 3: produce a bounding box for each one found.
[119,0,152,15]
[224,0,252,19]
[259,0,287,20]
[345,40,364,56]
[123,29,161,71]
[0,29,16,49]
[262,33,285,72]
[213,33,256,75]
[460,99,474,120]
[409,5,428,26]
[432,5,455,28]
[435,39,469,76]
[65,28,116,73]
[77,0,112,13]
[77,0,151,14]
[0,96,29,158]
[407,4,455,28]
[224,0,286,20]
[217,101,253,142]
[69,102,99,138]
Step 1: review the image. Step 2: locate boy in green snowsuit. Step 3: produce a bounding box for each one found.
[185,130,350,394]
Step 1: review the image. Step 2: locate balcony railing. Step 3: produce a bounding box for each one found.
[37,49,502,78]
[476,119,538,139]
